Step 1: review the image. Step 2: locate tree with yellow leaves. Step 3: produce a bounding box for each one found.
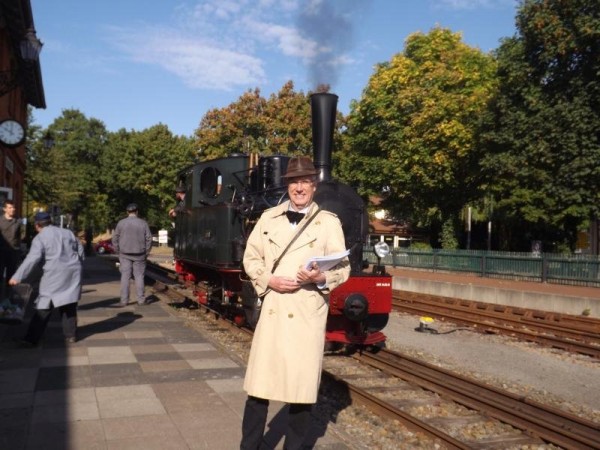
[342,27,497,247]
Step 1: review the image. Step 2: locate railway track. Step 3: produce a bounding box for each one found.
[145,263,600,449]
[352,348,600,449]
[393,290,600,358]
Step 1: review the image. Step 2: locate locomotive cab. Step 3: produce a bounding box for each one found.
[172,93,392,352]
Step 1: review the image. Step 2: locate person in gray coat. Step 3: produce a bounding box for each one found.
[9,211,84,345]
[112,203,152,306]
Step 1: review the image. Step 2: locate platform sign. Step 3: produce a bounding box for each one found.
[158,229,168,245]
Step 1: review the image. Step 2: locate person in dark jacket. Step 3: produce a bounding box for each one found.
[0,200,22,286]
[112,203,152,306]
[168,185,186,218]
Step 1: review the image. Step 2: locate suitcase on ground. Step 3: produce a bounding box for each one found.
[0,284,33,324]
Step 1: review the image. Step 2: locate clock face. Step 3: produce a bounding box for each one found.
[0,119,25,147]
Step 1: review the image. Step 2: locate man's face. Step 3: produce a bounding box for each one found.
[176,192,185,200]
[3,204,15,218]
[287,176,316,210]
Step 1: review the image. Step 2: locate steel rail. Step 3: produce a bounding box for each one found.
[321,371,469,450]
[395,290,599,338]
[356,349,600,450]
[145,265,598,448]
[145,266,471,448]
[393,294,600,359]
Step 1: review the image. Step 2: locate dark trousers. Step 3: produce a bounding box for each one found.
[24,302,78,344]
[240,396,313,450]
[0,249,19,284]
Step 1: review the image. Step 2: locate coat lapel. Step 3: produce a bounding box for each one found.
[265,202,321,261]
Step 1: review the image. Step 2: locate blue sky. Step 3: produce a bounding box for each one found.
[30,0,519,137]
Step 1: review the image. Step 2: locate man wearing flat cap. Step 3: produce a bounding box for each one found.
[168,185,186,218]
[240,156,350,450]
[112,203,152,306]
[9,211,84,346]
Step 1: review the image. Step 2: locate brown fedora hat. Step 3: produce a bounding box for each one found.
[282,156,319,179]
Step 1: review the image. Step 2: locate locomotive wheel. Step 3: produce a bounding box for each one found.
[324,341,344,353]
[343,344,359,356]
[367,341,386,354]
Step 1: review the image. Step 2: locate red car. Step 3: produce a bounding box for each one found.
[94,239,114,255]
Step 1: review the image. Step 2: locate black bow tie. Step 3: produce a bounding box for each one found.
[285,211,305,224]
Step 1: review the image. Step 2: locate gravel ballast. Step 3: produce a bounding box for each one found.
[383,312,600,420]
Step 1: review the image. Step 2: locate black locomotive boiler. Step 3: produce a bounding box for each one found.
[173,93,392,349]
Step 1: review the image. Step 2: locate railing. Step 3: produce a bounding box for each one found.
[364,247,600,287]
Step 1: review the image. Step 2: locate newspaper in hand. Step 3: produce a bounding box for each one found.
[304,249,350,272]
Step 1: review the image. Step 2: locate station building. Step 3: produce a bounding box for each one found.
[368,195,415,248]
[0,0,45,215]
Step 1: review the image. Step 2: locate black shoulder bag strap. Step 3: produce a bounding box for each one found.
[271,207,321,273]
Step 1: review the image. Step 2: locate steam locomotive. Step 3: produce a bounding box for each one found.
[173,93,392,350]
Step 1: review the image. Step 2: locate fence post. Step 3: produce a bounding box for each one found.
[481,254,486,277]
[541,253,548,283]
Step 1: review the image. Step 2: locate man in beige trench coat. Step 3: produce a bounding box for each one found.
[240,156,350,450]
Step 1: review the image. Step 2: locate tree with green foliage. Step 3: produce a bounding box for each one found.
[478,0,600,251]
[100,125,196,230]
[263,81,313,156]
[194,82,341,161]
[42,109,109,233]
[343,27,498,247]
[24,124,54,213]
[195,88,269,160]
[28,109,196,235]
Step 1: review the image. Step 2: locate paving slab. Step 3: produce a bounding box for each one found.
[0,254,353,449]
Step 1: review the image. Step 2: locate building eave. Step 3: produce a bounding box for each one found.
[0,0,46,108]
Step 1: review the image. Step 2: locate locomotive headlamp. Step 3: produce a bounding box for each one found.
[374,241,390,259]
[343,294,369,322]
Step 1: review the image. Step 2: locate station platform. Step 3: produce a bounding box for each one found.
[387,266,600,318]
[0,255,351,450]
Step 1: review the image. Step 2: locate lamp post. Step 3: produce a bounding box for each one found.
[466,206,472,250]
[43,132,54,150]
[486,194,494,252]
[0,28,43,97]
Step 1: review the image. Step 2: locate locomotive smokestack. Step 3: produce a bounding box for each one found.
[311,93,338,182]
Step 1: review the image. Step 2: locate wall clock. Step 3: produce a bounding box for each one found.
[0,119,25,147]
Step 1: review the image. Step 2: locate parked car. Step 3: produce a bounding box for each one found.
[94,239,114,255]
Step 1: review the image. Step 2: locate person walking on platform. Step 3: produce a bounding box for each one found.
[112,203,152,307]
[240,156,350,450]
[0,199,22,287]
[9,211,84,345]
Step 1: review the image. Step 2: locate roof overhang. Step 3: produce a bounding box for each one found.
[0,0,46,109]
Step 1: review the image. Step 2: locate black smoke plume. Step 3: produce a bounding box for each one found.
[297,0,367,89]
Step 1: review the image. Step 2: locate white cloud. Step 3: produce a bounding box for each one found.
[200,0,244,20]
[104,0,356,91]
[243,19,320,60]
[433,0,514,9]
[107,26,265,90]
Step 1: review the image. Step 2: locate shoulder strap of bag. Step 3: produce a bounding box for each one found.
[271,207,321,273]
